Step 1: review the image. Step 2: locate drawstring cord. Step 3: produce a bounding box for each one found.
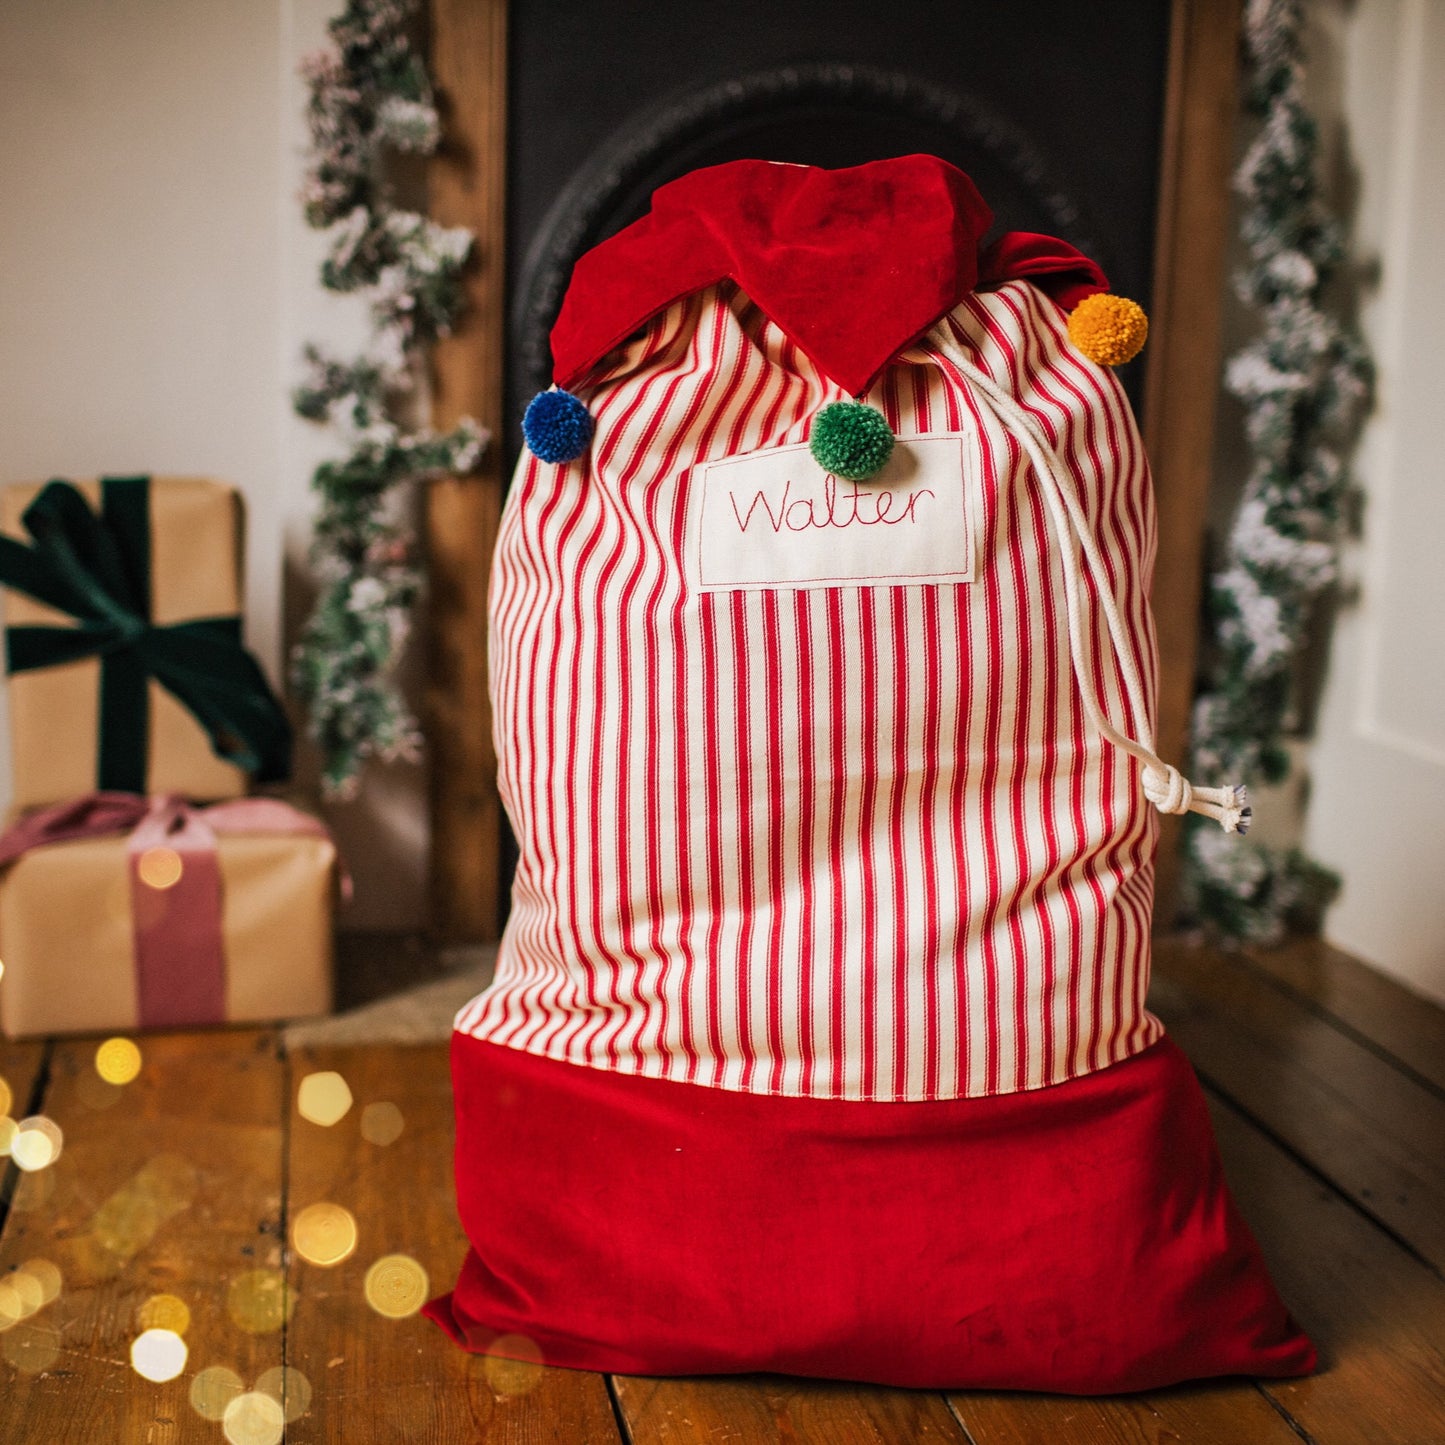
[933,336,1251,834]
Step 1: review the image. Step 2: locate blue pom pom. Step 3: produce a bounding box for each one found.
[523,388,593,463]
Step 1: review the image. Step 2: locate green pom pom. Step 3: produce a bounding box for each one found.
[809,401,895,481]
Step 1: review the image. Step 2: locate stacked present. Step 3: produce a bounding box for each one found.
[0,476,339,1038]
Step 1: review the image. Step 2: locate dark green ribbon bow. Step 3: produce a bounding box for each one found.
[0,477,292,791]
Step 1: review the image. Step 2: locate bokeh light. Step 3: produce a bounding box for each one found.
[256,1364,312,1423]
[6,1271,42,1318]
[0,1116,16,1156]
[95,1037,143,1086]
[138,1293,190,1335]
[136,846,184,890]
[190,1365,245,1421]
[2,1322,60,1373]
[292,1202,357,1267]
[296,1071,353,1127]
[11,1115,62,1171]
[226,1269,295,1335]
[89,1153,198,1265]
[18,1259,62,1307]
[131,1327,188,1382]
[0,1075,11,1118]
[483,1333,546,1397]
[0,1264,59,1332]
[222,1390,285,1445]
[363,1254,428,1319]
[359,1101,404,1146]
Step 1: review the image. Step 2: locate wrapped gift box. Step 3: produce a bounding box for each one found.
[0,476,289,809]
[0,796,335,1039]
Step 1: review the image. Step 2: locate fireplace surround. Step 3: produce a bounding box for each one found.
[425,0,1242,941]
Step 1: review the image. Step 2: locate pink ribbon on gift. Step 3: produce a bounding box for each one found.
[0,792,346,1029]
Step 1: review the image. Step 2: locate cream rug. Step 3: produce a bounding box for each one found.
[283,944,496,1049]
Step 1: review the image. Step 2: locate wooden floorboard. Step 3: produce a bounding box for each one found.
[0,1037,49,1242]
[0,1030,287,1442]
[1,937,1442,1441]
[1209,1093,1445,1445]
[947,1381,1302,1445]
[282,1041,620,1443]
[1152,937,1445,1271]
[1243,937,1445,1094]
[612,1373,968,1443]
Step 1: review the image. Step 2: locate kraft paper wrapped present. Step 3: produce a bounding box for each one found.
[0,794,336,1040]
[0,476,292,809]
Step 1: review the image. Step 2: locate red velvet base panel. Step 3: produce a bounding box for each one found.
[425,1032,1315,1393]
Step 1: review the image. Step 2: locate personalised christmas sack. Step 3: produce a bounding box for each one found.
[425,156,1316,1393]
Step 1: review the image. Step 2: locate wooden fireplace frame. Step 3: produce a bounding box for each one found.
[424,0,1242,942]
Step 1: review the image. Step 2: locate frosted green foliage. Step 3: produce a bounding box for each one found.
[294,0,487,796]
[1184,0,1372,942]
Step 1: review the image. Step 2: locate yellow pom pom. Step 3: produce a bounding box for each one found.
[1066,293,1149,366]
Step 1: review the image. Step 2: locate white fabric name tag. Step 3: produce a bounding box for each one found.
[693,435,977,592]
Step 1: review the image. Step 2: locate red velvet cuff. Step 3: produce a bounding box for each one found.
[550,155,1109,397]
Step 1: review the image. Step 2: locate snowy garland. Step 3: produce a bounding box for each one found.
[1184,0,1371,942]
[292,0,486,797]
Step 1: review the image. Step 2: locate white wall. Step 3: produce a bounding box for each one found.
[0,0,428,928]
[1300,0,1445,1003]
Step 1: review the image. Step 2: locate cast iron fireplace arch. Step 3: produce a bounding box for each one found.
[509,62,1107,434]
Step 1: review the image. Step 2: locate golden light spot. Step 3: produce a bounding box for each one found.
[360,1100,404,1146]
[95,1036,143,1086]
[0,1283,23,1332]
[2,1322,60,1373]
[138,1293,190,1335]
[91,1195,162,1259]
[6,1271,42,1318]
[226,1269,295,1335]
[189,1364,245,1421]
[255,1364,312,1423]
[0,1117,16,1156]
[0,1075,11,1118]
[137,846,184,890]
[65,1231,123,1283]
[363,1254,428,1319]
[358,1098,404,1144]
[296,1071,353,1127]
[222,1390,285,1445]
[11,1115,62,1171]
[19,1260,62,1307]
[292,1202,357,1267]
[89,1153,199,1262]
[483,1333,546,1397]
[130,1327,188,1382]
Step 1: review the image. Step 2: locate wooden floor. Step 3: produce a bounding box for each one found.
[2,934,1443,1443]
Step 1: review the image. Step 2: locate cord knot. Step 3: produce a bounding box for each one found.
[1143,769,1252,833]
[1143,764,1191,816]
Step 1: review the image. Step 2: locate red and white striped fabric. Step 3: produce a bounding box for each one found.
[430,157,1314,1392]
[456,276,1162,1102]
